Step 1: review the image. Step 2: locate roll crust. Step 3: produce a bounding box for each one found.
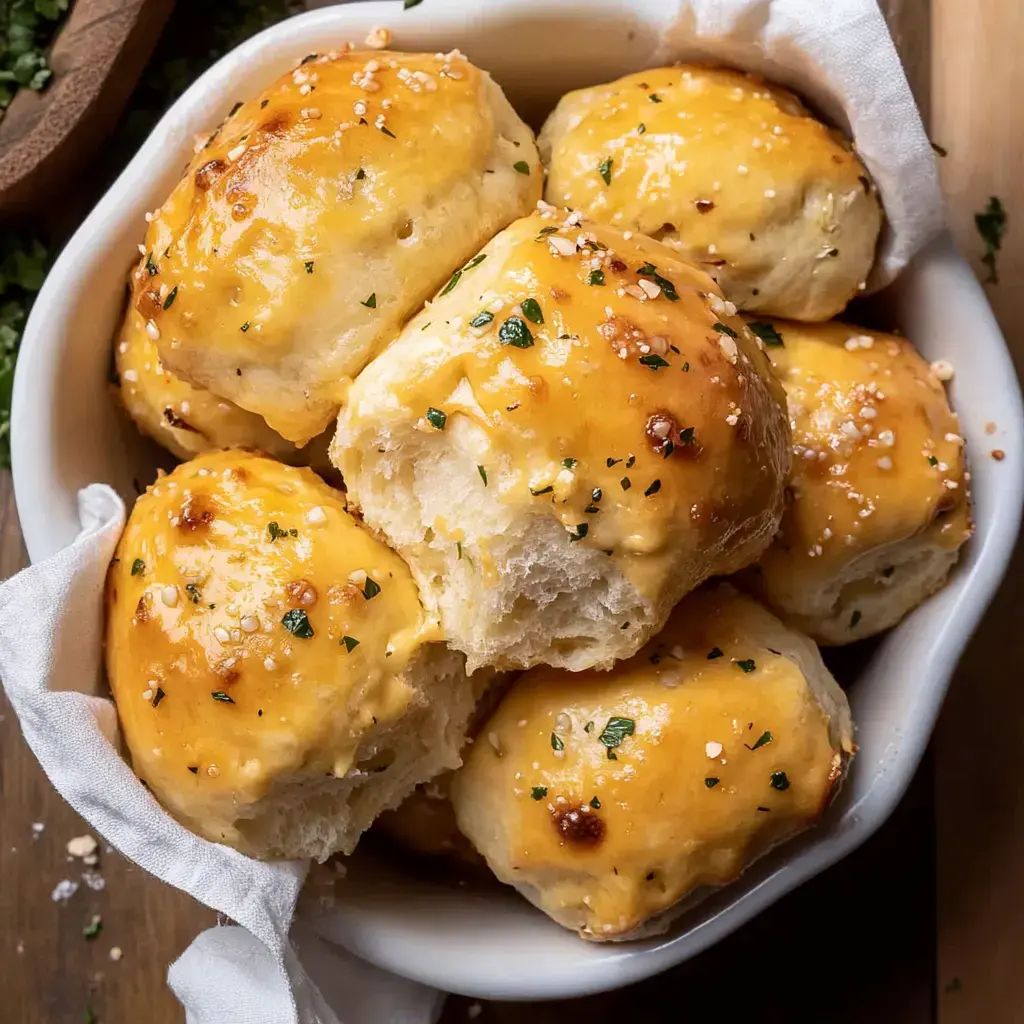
[450,585,854,940]
[135,49,540,444]
[751,318,972,644]
[333,209,790,672]
[538,65,882,321]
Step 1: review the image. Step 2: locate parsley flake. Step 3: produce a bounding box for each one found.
[361,293,377,308]
[644,479,661,497]
[707,647,724,660]
[606,457,622,467]
[130,558,145,576]
[499,316,534,349]
[705,777,720,789]
[713,321,738,338]
[928,455,939,466]
[211,691,236,703]
[362,577,382,600]
[341,635,360,652]
[975,196,1007,284]
[530,485,553,496]
[379,124,397,139]
[404,0,423,7]
[850,610,862,628]
[562,457,577,470]
[598,157,613,185]
[240,321,250,332]
[281,609,314,638]
[598,717,635,750]
[590,796,601,809]
[520,298,544,324]
[145,252,158,276]
[620,477,631,490]
[584,720,595,733]
[304,260,314,274]
[425,407,447,430]
[355,168,366,180]
[477,465,488,485]
[151,687,165,708]
[748,321,785,346]
[531,786,547,800]
[639,353,669,369]
[587,269,605,286]
[568,523,588,542]
[636,263,679,301]
[513,160,530,175]
[770,770,790,791]
[746,730,773,751]
[267,521,292,542]
[470,311,494,328]
[735,658,756,673]
[551,732,564,751]
[649,93,662,103]
[162,286,178,310]
[439,269,462,296]
[637,123,646,135]
[83,916,102,940]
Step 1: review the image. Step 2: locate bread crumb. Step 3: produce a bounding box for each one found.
[364,26,391,48]
[930,359,955,381]
[706,741,723,758]
[109,946,123,962]
[66,835,98,860]
[986,421,998,435]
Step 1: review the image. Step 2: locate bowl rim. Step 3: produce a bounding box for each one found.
[11,0,1024,1001]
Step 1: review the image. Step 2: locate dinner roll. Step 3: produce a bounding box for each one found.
[105,449,474,860]
[538,65,882,321]
[450,584,854,940]
[135,48,540,444]
[749,318,972,644]
[113,299,294,461]
[333,209,790,673]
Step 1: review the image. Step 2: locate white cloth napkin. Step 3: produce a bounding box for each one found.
[0,486,442,1024]
[0,1,940,1019]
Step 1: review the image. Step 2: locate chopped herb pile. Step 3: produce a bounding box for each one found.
[281,608,314,638]
[598,716,634,752]
[499,316,534,349]
[748,321,784,346]
[0,0,69,114]
[531,786,547,800]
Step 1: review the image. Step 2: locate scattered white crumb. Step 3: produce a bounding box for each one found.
[109,946,123,962]
[82,873,106,892]
[66,835,98,860]
[706,741,723,759]
[31,822,44,838]
[51,879,79,902]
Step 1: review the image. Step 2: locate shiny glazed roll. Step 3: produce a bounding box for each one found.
[450,585,854,940]
[105,450,474,860]
[333,209,790,673]
[750,318,972,644]
[538,65,882,321]
[113,300,295,461]
[135,48,540,444]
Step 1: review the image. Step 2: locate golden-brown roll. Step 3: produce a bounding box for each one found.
[135,48,540,444]
[333,209,790,673]
[113,301,295,461]
[105,450,475,860]
[450,585,854,940]
[751,318,971,644]
[538,65,882,321]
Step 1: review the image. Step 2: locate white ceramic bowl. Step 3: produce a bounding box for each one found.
[12,0,1024,1002]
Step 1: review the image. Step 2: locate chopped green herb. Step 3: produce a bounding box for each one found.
[130,558,145,576]
[184,583,201,604]
[568,523,588,542]
[757,806,771,812]
[355,168,366,179]
[636,263,679,301]
[928,455,939,466]
[361,293,377,308]
[945,977,963,994]
[162,286,178,310]
[499,316,534,349]
[682,361,690,372]
[456,541,463,560]
[707,647,724,660]
[770,770,790,791]
[463,254,487,271]
[470,311,494,328]
[606,457,622,467]
[240,321,250,332]
[267,521,292,542]
[513,160,530,175]
[151,687,165,708]
[975,196,1007,284]
[639,353,669,369]
[562,457,577,470]
[748,321,784,346]
[211,691,236,703]
[530,485,553,496]
[747,730,773,751]
[598,717,635,750]
[304,260,314,274]
[341,635,360,652]
[551,732,564,752]
[637,123,646,134]
[679,427,696,446]
[404,0,423,7]
[145,252,158,276]
[649,93,662,103]
[281,609,314,638]
[619,623,629,631]
[584,504,600,514]
[850,610,862,628]
[425,407,447,430]
[379,124,397,138]
[736,658,756,673]
[261,99,270,109]
[84,1006,97,1024]
[591,488,603,502]
[620,477,631,490]
[607,749,618,761]
[536,226,559,238]
[587,269,605,286]
[83,916,102,940]
[531,786,547,800]
[644,479,661,497]
[705,777,720,789]
[477,465,488,485]
[598,157,613,185]
[590,796,601,809]
[439,270,462,296]
[713,321,738,339]
[584,720,595,733]
[520,298,544,324]
[363,577,381,600]
[930,142,948,158]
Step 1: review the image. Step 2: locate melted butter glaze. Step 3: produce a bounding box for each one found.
[452,587,851,939]
[758,318,971,586]
[136,49,539,443]
[359,210,790,602]
[105,450,436,847]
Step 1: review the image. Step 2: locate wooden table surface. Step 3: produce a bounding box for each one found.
[2,1,1022,1020]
